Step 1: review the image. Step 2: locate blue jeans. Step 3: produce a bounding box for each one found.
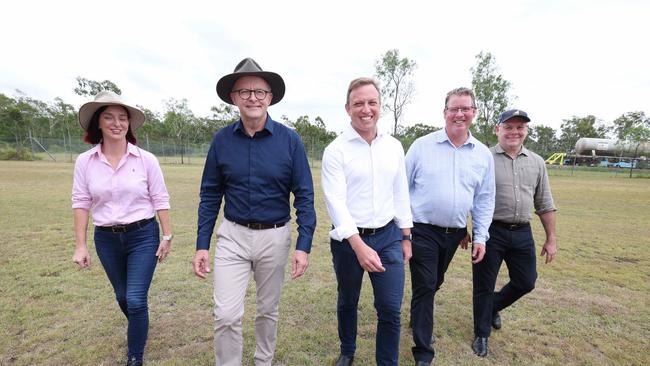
[331,222,404,366]
[94,219,159,361]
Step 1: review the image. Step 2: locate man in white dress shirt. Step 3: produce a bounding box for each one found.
[322,77,413,366]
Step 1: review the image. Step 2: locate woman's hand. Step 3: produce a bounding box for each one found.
[72,246,91,268]
[156,239,171,263]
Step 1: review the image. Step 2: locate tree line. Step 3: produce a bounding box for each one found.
[376,50,650,157]
[2,52,649,161]
[0,77,338,162]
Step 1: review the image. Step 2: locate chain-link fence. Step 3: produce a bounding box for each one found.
[0,136,325,167]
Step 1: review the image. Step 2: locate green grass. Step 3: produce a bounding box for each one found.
[1,161,649,365]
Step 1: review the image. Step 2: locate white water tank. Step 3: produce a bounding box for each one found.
[574,138,650,157]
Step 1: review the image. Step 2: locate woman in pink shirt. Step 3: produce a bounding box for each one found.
[71,91,172,366]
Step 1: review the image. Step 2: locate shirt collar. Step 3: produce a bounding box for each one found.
[494,143,529,156]
[494,144,530,156]
[436,129,476,148]
[90,142,140,157]
[233,114,275,135]
[343,123,385,142]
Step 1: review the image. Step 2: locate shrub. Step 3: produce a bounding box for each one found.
[0,148,41,161]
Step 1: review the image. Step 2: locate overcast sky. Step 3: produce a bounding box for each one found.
[1,0,648,135]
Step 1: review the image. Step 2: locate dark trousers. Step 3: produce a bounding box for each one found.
[472,223,537,337]
[94,219,159,361]
[331,222,404,366]
[409,223,467,363]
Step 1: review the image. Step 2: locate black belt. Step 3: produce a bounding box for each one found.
[357,220,393,236]
[415,222,465,234]
[492,221,530,230]
[234,221,286,230]
[96,217,155,233]
[429,224,465,234]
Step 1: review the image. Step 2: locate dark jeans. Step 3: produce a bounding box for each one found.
[409,223,467,363]
[472,224,537,337]
[331,222,404,366]
[94,219,159,361]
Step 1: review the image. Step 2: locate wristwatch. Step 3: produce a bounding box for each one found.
[162,234,174,241]
[402,234,413,241]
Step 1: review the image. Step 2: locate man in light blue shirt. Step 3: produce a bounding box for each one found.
[406,87,495,366]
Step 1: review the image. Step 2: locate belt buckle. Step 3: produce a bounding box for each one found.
[359,228,376,235]
[248,223,262,230]
[444,227,455,234]
[111,225,127,233]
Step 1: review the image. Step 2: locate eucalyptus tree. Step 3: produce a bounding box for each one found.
[471,51,512,147]
[375,49,417,135]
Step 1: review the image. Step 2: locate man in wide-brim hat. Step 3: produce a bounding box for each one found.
[192,58,316,366]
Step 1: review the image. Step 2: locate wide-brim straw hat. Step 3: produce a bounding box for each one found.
[216,58,285,105]
[78,90,146,131]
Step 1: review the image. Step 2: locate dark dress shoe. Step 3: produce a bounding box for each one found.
[334,354,354,366]
[126,357,143,366]
[492,312,502,330]
[472,336,489,357]
[415,361,431,366]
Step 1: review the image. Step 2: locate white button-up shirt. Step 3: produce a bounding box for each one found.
[322,125,413,241]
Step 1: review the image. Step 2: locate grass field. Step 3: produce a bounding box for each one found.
[1,160,649,365]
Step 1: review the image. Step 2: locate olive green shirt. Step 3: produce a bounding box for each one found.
[491,144,556,223]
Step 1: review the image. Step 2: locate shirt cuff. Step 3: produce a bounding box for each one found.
[72,202,91,210]
[295,235,312,253]
[329,223,358,242]
[196,236,211,251]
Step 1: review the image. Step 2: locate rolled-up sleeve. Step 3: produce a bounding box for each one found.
[392,143,413,229]
[146,155,170,210]
[71,155,92,210]
[534,161,556,215]
[322,146,358,242]
[471,153,495,244]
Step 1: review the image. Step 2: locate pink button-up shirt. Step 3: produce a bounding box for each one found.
[72,143,170,227]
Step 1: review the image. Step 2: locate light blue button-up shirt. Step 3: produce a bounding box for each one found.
[405,129,495,244]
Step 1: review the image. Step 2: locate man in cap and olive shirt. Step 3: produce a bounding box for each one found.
[192,58,316,366]
[471,109,557,357]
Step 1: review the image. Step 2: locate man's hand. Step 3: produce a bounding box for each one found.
[349,235,385,272]
[191,249,211,279]
[401,239,412,263]
[291,250,309,279]
[459,232,471,250]
[540,238,557,264]
[471,243,486,264]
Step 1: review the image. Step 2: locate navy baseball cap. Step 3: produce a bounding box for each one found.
[498,109,531,124]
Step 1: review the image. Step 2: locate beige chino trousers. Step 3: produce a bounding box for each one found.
[212,219,291,366]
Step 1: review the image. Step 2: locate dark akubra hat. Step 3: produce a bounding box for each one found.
[216,58,285,105]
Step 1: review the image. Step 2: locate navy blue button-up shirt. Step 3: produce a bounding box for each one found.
[196,115,316,252]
